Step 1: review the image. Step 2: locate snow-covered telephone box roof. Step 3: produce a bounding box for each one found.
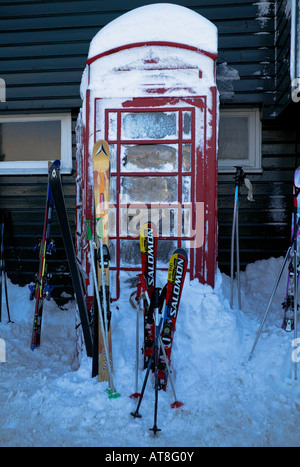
[87,3,217,60]
[80,3,218,101]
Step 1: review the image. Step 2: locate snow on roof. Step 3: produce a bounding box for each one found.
[87,3,218,60]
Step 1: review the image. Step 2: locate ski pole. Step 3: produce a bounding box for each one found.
[158,335,183,408]
[137,273,151,306]
[130,289,162,424]
[96,218,109,339]
[230,167,254,310]
[249,246,292,361]
[129,282,142,399]
[85,220,119,398]
[149,288,163,435]
[230,167,244,309]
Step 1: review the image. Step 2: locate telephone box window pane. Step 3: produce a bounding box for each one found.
[121,177,177,203]
[219,116,248,160]
[182,144,191,172]
[110,177,117,204]
[108,240,116,267]
[121,144,178,172]
[183,111,192,139]
[182,207,191,236]
[182,176,191,202]
[108,113,118,140]
[121,207,148,237]
[120,240,140,267]
[157,240,177,267]
[109,144,117,172]
[109,208,117,237]
[0,121,61,162]
[121,112,178,140]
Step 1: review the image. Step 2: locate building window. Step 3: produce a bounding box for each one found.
[0,113,72,174]
[218,108,261,172]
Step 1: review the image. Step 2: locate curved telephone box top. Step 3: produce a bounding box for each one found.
[87,3,218,64]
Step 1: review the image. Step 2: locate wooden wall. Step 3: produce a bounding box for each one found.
[0,0,278,113]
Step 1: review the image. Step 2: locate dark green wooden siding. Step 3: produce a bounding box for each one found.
[218,102,300,274]
[274,0,292,115]
[0,0,279,114]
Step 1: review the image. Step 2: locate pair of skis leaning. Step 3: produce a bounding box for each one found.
[30,143,117,397]
[30,160,57,350]
[131,222,188,435]
[30,160,93,356]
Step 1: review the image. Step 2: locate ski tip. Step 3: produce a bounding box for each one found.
[106,388,121,399]
[93,140,110,158]
[130,411,142,419]
[170,401,184,409]
[129,392,141,400]
[108,391,121,400]
[172,248,188,260]
[149,426,161,436]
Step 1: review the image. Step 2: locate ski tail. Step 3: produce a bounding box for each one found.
[140,222,158,368]
[159,248,188,390]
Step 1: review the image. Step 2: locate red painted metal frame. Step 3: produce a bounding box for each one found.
[78,40,218,304]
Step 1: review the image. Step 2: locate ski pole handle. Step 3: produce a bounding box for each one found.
[137,273,150,306]
[137,273,147,292]
[96,217,104,239]
[136,282,142,300]
[84,220,93,241]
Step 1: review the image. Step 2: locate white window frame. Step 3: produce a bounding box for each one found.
[218,108,262,173]
[0,113,72,175]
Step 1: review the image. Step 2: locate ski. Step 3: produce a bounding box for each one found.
[282,167,300,332]
[139,222,157,368]
[0,220,12,324]
[85,220,120,398]
[92,140,113,382]
[30,164,56,350]
[159,248,188,390]
[49,160,93,357]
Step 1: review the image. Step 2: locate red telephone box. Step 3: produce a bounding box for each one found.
[76,4,218,306]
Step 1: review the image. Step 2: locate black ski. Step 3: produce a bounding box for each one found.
[49,161,93,357]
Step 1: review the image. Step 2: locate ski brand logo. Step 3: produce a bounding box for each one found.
[0,338,6,363]
[169,256,185,318]
[147,227,155,287]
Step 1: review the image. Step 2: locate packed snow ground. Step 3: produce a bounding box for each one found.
[1,257,300,447]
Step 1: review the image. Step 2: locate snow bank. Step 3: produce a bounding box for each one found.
[1,256,300,447]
